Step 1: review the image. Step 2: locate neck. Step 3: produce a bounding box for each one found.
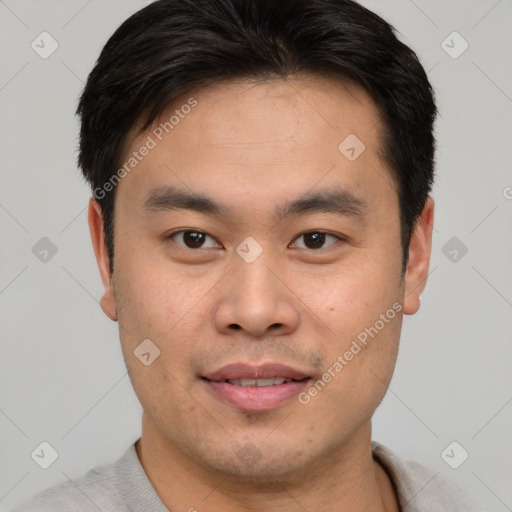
[135,415,399,512]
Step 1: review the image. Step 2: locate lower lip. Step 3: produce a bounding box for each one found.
[203,379,310,412]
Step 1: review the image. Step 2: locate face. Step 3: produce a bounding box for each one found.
[89,75,433,483]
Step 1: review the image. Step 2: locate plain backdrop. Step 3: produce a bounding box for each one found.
[1,0,511,510]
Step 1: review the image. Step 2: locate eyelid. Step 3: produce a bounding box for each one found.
[167,229,345,250]
[168,229,221,249]
[289,231,344,250]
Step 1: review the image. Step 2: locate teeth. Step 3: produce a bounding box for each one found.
[226,377,291,387]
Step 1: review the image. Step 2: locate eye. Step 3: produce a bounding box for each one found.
[291,231,342,250]
[168,230,221,249]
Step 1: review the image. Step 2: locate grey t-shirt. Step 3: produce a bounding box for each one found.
[13,439,478,511]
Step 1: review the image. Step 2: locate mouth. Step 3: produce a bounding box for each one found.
[214,377,303,387]
[201,363,312,412]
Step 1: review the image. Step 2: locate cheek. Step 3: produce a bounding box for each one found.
[303,254,403,391]
[114,255,199,335]
[305,260,401,336]
[302,304,402,433]
[129,362,199,435]
[113,257,211,385]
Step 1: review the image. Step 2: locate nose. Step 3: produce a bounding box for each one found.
[213,253,300,338]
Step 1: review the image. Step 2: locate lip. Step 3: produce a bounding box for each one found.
[202,363,311,412]
[203,363,309,382]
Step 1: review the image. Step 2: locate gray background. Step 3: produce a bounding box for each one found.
[1,0,511,510]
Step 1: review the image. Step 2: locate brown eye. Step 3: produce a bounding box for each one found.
[170,230,220,249]
[292,231,340,250]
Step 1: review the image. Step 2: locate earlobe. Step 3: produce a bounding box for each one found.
[88,198,118,322]
[402,196,435,315]
[100,291,118,322]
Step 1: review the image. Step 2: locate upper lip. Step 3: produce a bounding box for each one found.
[203,363,310,382]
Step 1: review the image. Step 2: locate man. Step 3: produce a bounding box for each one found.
[15,0,478,510]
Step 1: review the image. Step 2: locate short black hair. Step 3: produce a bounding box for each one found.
[77,0,437,275]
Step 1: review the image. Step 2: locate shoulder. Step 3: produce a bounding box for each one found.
[371,441,479,512]
[12,447,133,512]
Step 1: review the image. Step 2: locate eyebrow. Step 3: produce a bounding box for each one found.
[143,185,368,221]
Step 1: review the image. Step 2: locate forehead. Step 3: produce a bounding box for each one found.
[175,76,377,147]
[126,75,383,155]
[117,75,395,214]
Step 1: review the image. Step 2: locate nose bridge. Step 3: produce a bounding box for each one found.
[232,244,281,309]
[214,244,300,337]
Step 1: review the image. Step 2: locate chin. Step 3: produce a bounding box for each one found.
[193,438,318,486]
[208,457,308,486]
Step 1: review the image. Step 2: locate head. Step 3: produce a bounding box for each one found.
[79,0,436,484]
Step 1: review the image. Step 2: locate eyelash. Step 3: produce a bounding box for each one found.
[167,230,344,251]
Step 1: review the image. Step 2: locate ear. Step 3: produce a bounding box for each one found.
[88,198,118,321]
[402,196,435,315]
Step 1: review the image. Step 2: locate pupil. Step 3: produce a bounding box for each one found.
[305,232,325,249]
[184,231,205,248]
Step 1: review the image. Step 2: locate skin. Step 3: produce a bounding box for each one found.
[88,75,434,512]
